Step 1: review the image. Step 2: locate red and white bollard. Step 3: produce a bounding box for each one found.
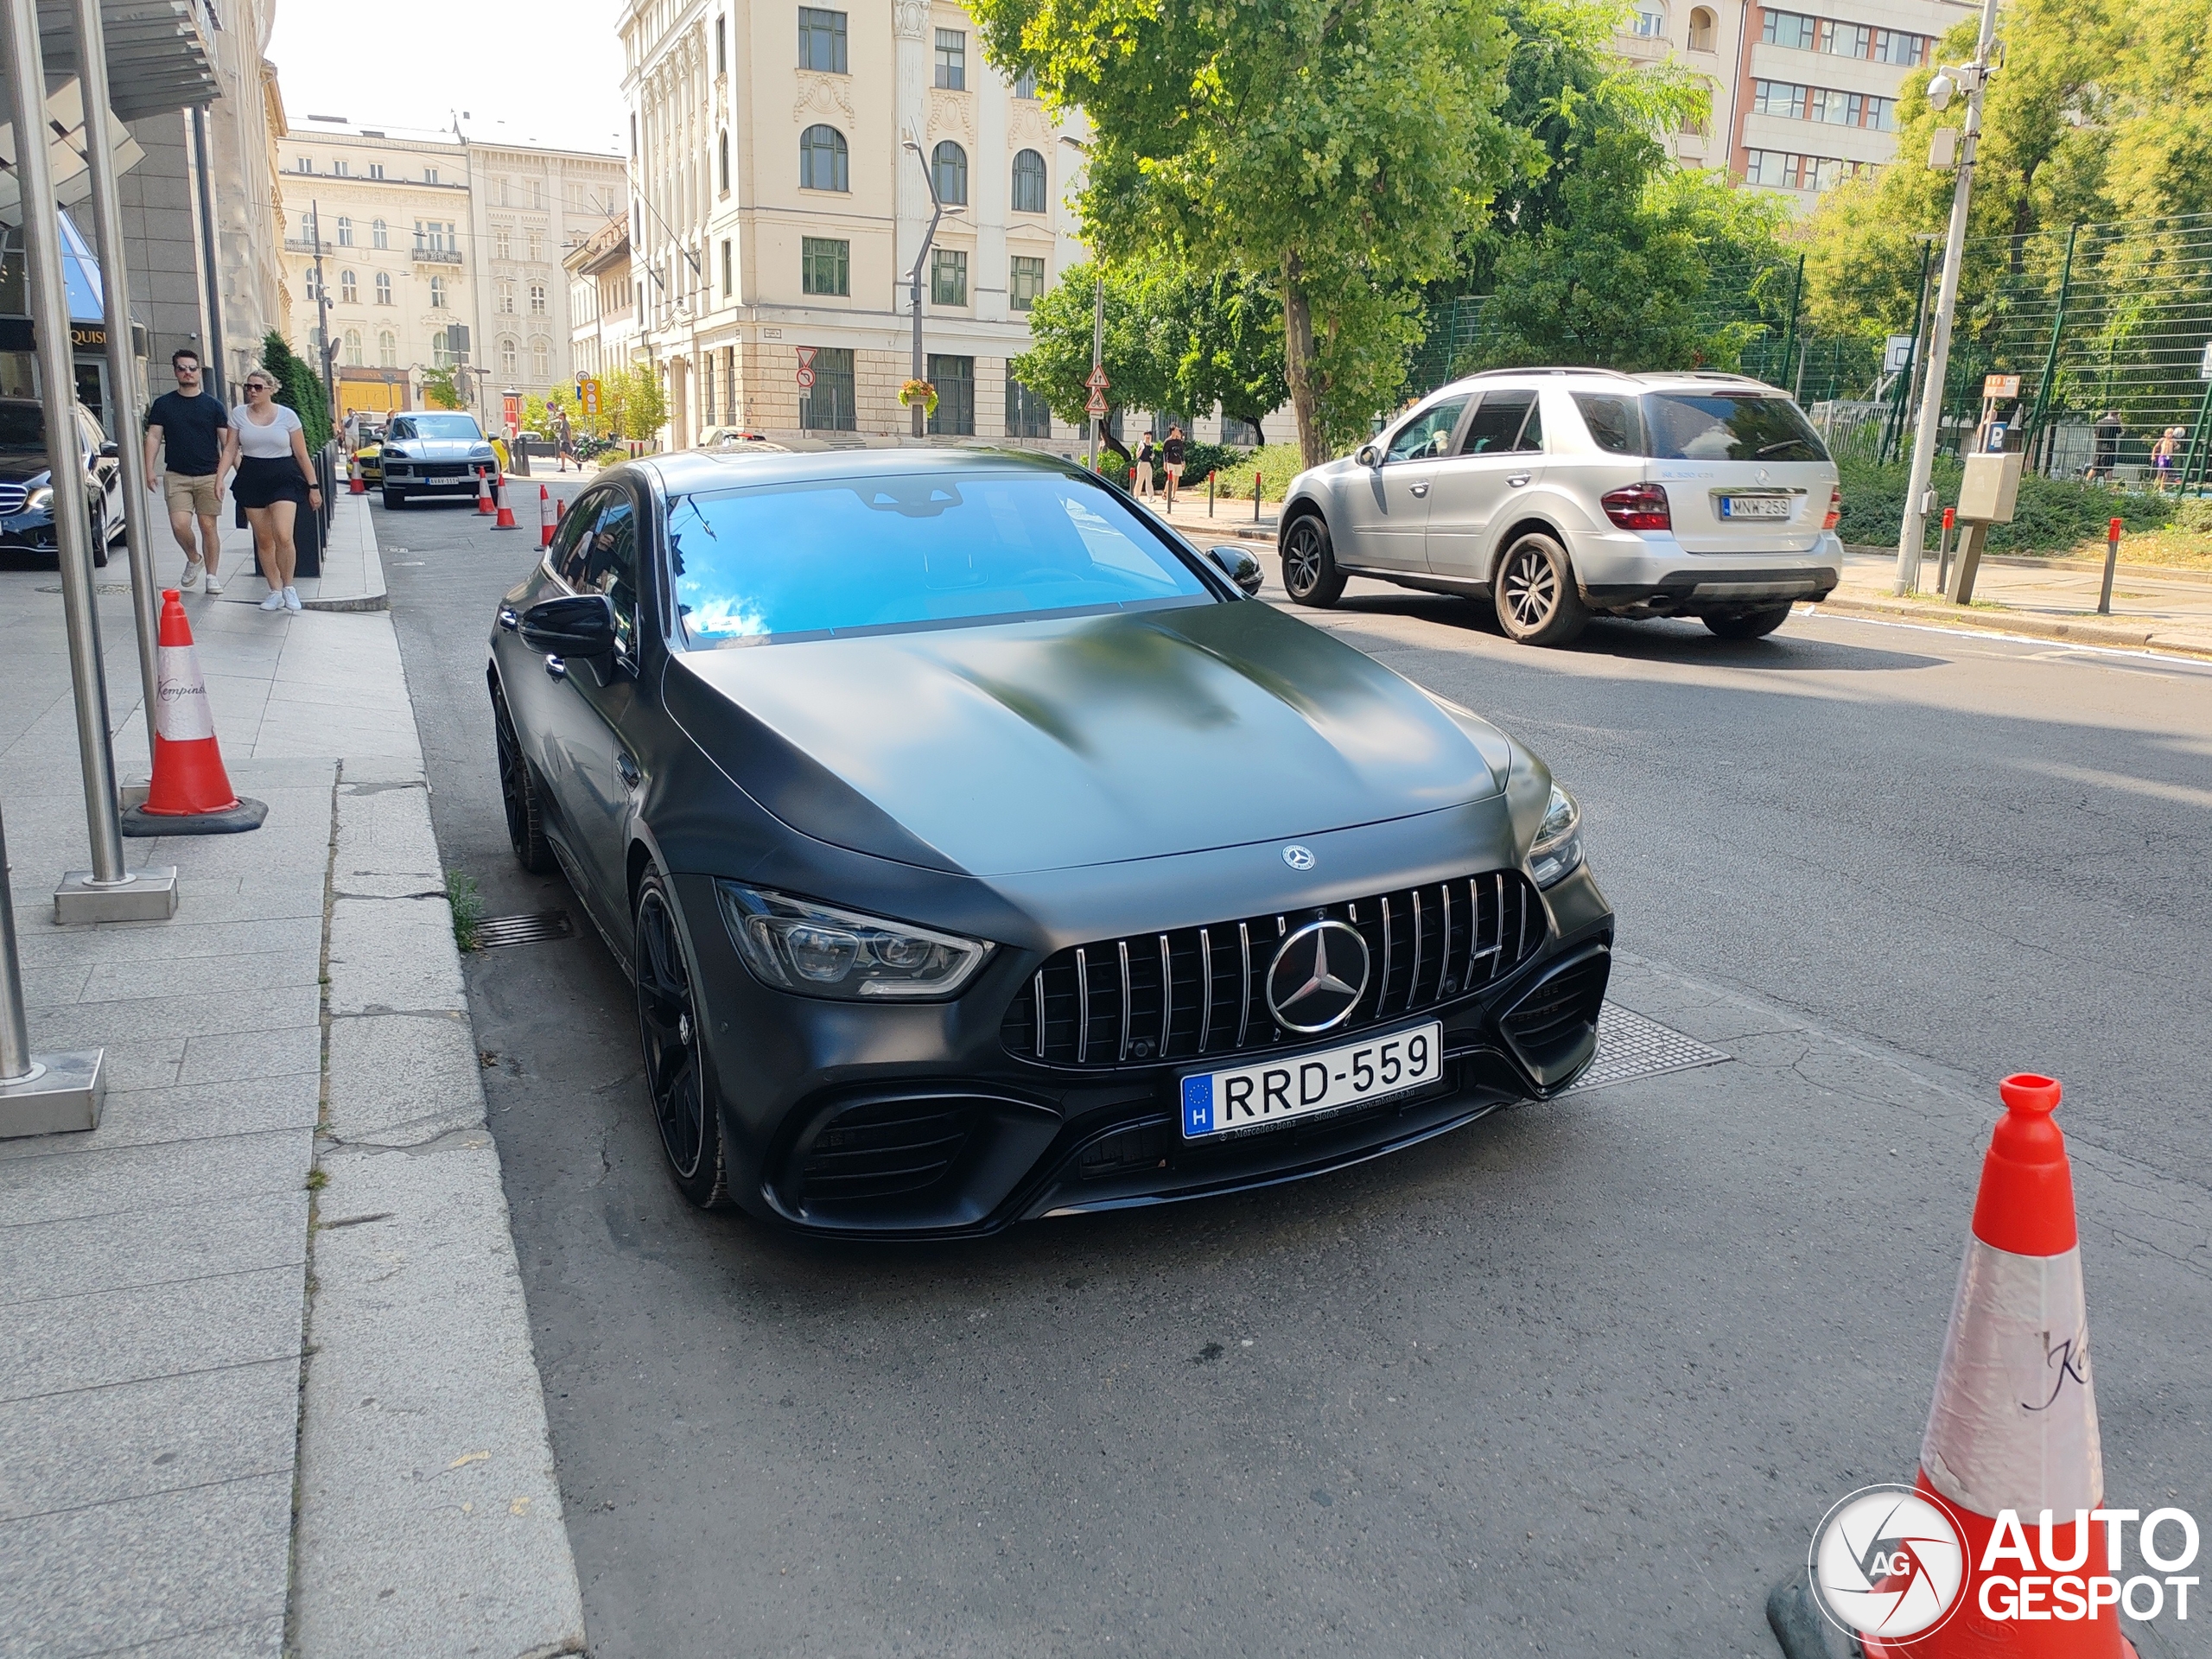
[2097,516,2121,615]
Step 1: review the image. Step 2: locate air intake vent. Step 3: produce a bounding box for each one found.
[1002,870,1545,1071]
[1501,956,1609,1068]
[799,1098,979,1203]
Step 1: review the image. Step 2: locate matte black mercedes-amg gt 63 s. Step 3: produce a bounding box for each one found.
[489,446,1613,1238]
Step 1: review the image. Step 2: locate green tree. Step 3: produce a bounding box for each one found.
[261,330,331,450]
[971,0,1521,465]
[419,367,463,410]
[619,365,667,443]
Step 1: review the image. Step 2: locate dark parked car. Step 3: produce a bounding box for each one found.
[0,397,126,565]
[378,410,499,508]
[488,446,1612,1238]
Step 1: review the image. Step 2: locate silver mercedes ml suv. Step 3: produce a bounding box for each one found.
[1276,368,1843,646]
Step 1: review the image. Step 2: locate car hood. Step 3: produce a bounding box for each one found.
[388,439,492,460]
[666,600,1513,878]
[0,454,54,486]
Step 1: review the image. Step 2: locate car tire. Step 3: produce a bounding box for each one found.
[89,503,109,568]
[1493,531,1588,647]
[634,871,729,1211]
[1281,512,1346,607]
[382,486,406,510]
[491,683,555,874]
[1704,605,1793,640]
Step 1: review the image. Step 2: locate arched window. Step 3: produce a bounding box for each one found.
[429,276,446,308]
[500,336,518,377]
[336,215,353,246]
[343,329,362,365]
[371,218,388,250]
[932,140,968,206]
[529,283,546,315]
[432,328,452,368]
[1688,5,1716,48]
[374,271,392,304]
[340,270,358,303]
[531,338,550,379]
[378,329,397,367]
[799,124,849,191]
[1011,149,1048,214]
[718,130,729,195]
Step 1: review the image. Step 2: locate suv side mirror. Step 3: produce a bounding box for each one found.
[1356,443,1382,469]
[519,593,617,658]
[98,441,119,460]
[1205,543,1264,596]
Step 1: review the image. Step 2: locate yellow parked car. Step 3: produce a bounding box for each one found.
[353,439,385,485]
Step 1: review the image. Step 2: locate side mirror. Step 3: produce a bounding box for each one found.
[98,441,119,459]
[1205,543,1264,597]
[518,592,618,658]
[1355,443,1382,469]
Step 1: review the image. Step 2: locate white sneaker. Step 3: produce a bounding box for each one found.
[204,571,225,594]
[283,586,302,613]
[260,589,286,611]
[181,558,205,591]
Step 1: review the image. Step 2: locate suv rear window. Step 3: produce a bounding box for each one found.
[1641,393,1827,462]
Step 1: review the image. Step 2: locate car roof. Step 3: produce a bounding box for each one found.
[1431,366,1784,397]
[618,441,1091,497]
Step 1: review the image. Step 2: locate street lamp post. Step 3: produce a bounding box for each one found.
[901,136,949,438]
[1894,0,2002,594]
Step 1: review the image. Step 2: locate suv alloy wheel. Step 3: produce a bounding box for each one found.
[1281,512,1346,607]
[1493,531,1588,647]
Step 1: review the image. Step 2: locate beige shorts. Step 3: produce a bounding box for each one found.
[162,472,223,517]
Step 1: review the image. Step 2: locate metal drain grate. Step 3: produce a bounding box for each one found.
[1562,1003,1730,1094]
[473,910,574,949]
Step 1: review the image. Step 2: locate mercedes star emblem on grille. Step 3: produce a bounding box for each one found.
[1265,919,1370,1034]
[1281,844,1316,870]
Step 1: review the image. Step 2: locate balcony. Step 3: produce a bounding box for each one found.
[411,246,464,265]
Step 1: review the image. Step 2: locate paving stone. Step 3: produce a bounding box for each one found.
[326,1011,485,1147]
[0,1076,319,1166]
[0,1263,303,1404]
[177,1025,321,1088]
[0,1189,307,1306]
[0,1128,308,1233]
[327,893,467,1017]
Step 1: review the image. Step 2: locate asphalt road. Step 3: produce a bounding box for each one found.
[380,485,2212,1658]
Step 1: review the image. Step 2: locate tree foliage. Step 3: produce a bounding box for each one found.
[971,0,1521,464]
[419,367,463,411]
[617,364,669,442]
[261,329,331,450]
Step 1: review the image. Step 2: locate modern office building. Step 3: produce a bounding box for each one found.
[620,0,1088,446]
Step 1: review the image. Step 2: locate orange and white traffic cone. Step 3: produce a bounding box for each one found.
[120,590,266,836]
[538,484,555,548]
[493,476,518,530]
[1862,1074,2132,1659]
[475,470,495,515]
[347,451,365,494]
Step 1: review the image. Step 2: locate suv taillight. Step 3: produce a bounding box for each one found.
[1822,485,1841,530]
[1601,481,1670,531]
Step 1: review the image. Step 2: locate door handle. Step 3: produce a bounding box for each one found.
[544,653,566,681]
[497,607,519,631]
[616,752,641,789]
[1409,481,1430,498]
[1508,474,1531,487]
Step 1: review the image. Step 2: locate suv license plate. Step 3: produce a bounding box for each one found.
[429,474,464,486]
[1180,1022,1443,1140]
[1720,495,1791,520]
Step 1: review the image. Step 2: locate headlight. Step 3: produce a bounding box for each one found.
[715,883,993,1000]
[1529,785,1583,889]
[24,486,52,513]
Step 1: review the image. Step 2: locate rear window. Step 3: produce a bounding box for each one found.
[665,468,1213,645]
[1641,393,1827,462]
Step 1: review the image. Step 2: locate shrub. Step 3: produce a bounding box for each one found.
[1834,457,2171,552]
[261,330,331,451]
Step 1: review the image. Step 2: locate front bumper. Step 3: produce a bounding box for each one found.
[0,510,59,550]
[382,460,498,497]
[672,860,1613,1241]
[1574,529,1840,613]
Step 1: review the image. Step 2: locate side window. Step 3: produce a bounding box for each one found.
[1512,398,1545,454]
[546,487,605,588]
[1459,391,1535,454]
[579,497,641,658]
[1572,393,1642,455]
[1384,396,1469,463]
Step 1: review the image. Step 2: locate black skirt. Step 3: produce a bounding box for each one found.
[232,454,311,510]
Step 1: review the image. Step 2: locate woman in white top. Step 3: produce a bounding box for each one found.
[221,369,322,613]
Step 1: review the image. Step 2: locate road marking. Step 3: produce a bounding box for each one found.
[1798,607,2212,675]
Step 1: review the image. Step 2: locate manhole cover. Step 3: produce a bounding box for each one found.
[34,583,135,594]
[1563,1003,1730,1093]
[474,910,574,949]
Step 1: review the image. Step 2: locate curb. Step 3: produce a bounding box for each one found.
[1807,593,2212,662]
[300,592,391,613]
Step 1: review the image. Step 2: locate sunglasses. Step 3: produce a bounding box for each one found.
[244,379,272,391]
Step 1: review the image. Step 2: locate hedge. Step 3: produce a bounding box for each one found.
[1834,458,2172,552]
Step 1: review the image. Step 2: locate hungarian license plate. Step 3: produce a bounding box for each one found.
[1180,1022,1443,1141]
[1719,494,1792,520]
[428,474,465,486]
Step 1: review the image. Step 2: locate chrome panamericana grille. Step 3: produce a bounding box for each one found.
[1001,871,1546,1070]
[0,483,29,517]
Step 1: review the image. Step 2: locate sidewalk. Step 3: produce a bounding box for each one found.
[0,494,579,1656]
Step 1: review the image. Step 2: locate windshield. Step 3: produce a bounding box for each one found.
[1642,393,1827,462]
[667,469,1214,645]
[0,405,45,450]
[391,415,482,442]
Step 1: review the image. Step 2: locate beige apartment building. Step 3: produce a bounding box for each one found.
[566,219,644,391]
[1619,0,1974,207]
[620,0,1087,446]
[278,122,623,420]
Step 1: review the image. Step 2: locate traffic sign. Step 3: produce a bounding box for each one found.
[1084,367,1109,391]
[1983,373,2020,400]
[1085,390,1109,416]
[798,346,818,371]
[796,369,816,390]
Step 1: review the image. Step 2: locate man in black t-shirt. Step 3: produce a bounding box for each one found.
[143,348,232,592]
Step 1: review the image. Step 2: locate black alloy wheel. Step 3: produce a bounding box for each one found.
[491,685,554,873]
[1280,512,1346,607]
[634,874,728,1209]
[1704,605,1793,640]
[88,501,110,568]
[1493,531,1588,647]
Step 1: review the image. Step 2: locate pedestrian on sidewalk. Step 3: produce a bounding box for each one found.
[226,370,321,615]
[2091,409,2122,480]
[142,348,232,594]
[555,409,575,473]
[1135,432,1156,499]
[1162,425,1186,512]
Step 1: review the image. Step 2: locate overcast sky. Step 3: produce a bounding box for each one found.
[265,1,628,156]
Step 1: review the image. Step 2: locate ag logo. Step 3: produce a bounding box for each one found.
[1281,844,1316,871]
[1809,1484,1967,1641]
